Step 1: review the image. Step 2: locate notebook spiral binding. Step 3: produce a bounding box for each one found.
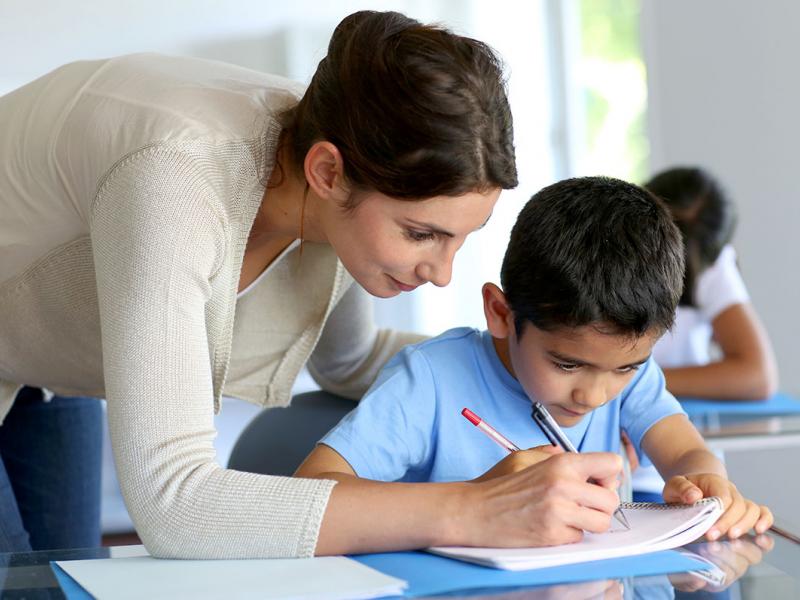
[619,497,722,510]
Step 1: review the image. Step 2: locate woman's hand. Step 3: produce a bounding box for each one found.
[471,445,561,482]
[662,473,773,539]
[451,452,624,548]
[315,450,624,555]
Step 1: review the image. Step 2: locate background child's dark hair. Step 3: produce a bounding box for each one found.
[500,176,684,338]
[282,10,518,204]
[644,166,737,307]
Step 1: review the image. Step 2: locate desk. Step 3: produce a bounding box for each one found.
[694,414,800,452]
[2,532,798,599]
[684,396,800,543]
[683,391,800,451]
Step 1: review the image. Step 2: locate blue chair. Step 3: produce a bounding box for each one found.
[227,390,355,476]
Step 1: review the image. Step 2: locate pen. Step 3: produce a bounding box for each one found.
[531,401,630,530]
[461,407,520,453]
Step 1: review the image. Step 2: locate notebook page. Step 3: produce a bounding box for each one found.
[429,497,723,570]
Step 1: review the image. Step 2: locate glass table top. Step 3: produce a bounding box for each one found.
[1,530,798,599]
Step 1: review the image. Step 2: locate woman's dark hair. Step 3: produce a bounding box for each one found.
[644,167,737,307]
[281,10,518,203]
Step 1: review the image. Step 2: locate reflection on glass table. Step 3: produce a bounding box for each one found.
[0,532,798,599]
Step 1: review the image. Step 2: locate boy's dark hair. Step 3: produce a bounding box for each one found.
[500,176,684,338]
[644,166,736,307]
[282,10,517,204]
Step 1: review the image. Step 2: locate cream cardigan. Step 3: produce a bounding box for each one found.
[0,54,422,558]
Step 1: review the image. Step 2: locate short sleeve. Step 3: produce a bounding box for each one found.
[319,345,437,481]
[619,357,686,457]
[695,245,750,321]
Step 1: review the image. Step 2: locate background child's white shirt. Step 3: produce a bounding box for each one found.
[635,245,749,494]
[652,245,750,368]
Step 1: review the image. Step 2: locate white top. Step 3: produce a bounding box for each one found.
[653,245,750,368]
[0,54,423,559]
[236,240,301,299]
[635,244,749,493]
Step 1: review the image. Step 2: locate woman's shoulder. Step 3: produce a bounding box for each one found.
[66,53,302,146]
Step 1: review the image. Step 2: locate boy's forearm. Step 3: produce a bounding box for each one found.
[662,448,727,481]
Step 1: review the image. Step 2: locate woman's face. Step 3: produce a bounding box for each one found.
[322,188,501,298]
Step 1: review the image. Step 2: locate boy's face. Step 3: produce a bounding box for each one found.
[482,283,661,427]
[504,323,659,427]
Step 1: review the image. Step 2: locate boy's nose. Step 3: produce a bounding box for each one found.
[573,385,607,410]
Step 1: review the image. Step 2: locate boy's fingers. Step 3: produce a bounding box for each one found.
[755,505,774,534]
[663,476,701,503]
[707,490,746,540]
[728,500,760,538]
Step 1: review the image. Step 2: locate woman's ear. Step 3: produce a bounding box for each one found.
[483,283,514,339]
[303,141,349,203]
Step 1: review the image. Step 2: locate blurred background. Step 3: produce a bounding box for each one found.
[2,0,798,536]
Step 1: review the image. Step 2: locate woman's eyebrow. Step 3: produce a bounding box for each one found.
[407,211,493,238]
[407,220,455,238]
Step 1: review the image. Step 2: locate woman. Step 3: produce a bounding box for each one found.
[0,10,623,558]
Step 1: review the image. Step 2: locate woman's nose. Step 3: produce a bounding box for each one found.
[417,249,455,288]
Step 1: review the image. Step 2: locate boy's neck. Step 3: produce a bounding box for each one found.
[491,336,516,379]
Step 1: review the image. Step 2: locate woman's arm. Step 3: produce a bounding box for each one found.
[92,150,338,559]
[662,303,779,399]
[306,450,626,554]
[307,283,427,399]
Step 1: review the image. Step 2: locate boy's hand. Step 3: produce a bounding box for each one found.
[471,445,562,482]
[662,473,773,539]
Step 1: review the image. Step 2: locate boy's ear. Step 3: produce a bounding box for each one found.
[482,283,514,339]
[303,141,350,203]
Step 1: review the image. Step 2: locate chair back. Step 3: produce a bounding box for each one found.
[227,390,355,476]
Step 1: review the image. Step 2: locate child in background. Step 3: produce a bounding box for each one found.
[631,166,779,502]
[297,176,773,542]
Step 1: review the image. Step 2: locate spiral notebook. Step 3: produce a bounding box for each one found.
[428,497,723,571]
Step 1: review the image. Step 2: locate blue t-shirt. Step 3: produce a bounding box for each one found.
[321,328,684,483]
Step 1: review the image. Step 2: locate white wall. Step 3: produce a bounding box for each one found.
[642,0,800,395]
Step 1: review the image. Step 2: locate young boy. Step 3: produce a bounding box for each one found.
[297,176,772,541]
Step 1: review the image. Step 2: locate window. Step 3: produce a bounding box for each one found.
[578,0,648,180]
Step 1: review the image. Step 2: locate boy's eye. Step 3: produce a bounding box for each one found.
[554,362,580,372]
[406,229,436,242]
[615,365,641,374]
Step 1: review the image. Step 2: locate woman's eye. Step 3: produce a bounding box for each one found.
[555,362,580,372]
[407,229,435,242]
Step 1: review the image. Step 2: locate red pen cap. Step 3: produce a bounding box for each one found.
[461,407,481,425]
